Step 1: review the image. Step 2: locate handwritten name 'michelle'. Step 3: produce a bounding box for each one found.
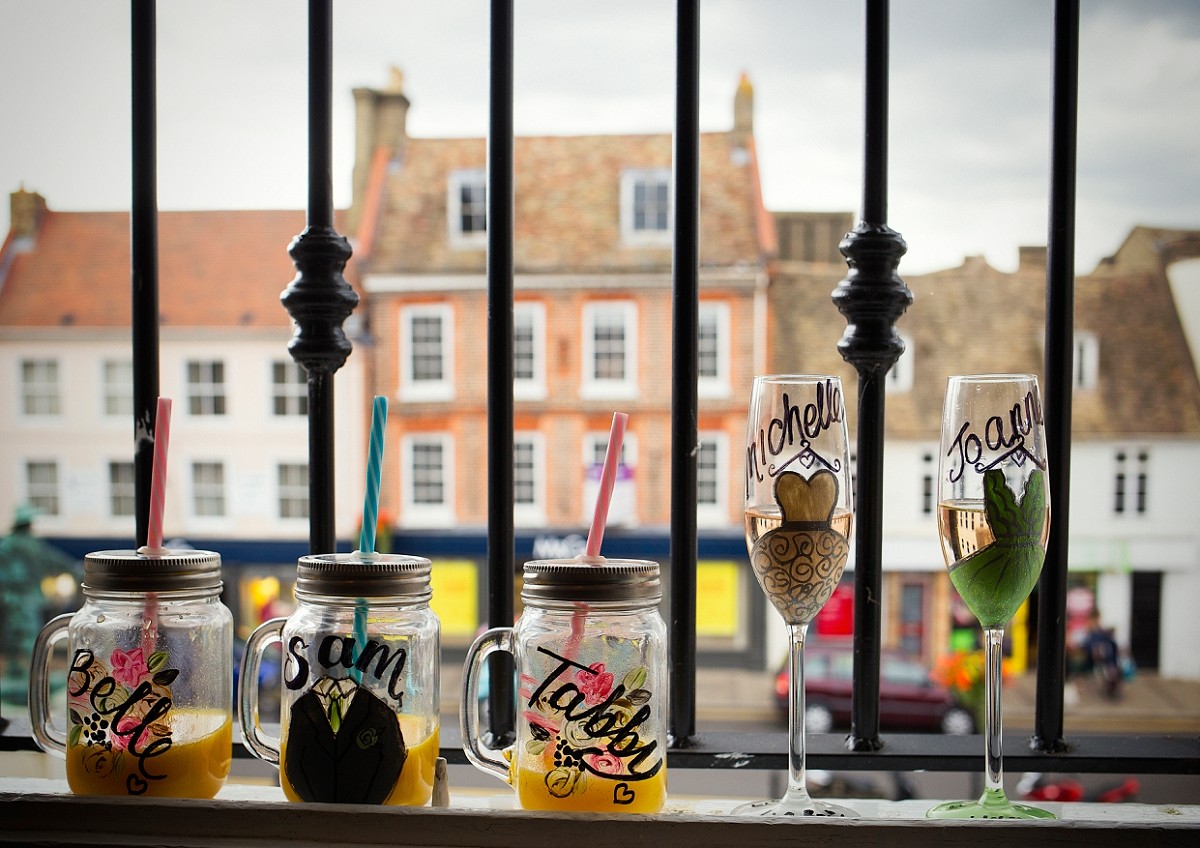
[746,380,844,485]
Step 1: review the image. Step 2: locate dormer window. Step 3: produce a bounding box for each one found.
[448,169,486,247]
[886,333,914,394]
[620,168,671,245]
[1074,331,1099,391]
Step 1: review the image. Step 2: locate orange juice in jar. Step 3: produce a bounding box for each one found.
[66,711,232,798]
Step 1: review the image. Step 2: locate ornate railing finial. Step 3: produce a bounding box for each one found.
[832,222,911,375]
[280,224,358,375]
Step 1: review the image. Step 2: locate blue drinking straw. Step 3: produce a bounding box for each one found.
[352,395,388,683]
[359,395,388,554]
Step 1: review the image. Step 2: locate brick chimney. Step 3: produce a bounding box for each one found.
[1018,245,1047,272]
[348,67,410,233]
[9,186,47,244]
[733,72,754,138]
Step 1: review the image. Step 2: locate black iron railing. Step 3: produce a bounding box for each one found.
[4,0,1197,782]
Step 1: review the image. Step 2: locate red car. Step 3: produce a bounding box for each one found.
[775,646,975,735]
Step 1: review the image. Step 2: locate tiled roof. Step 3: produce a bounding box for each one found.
[362,132,769,274]
[0,208,320,329]
[770,235,1200,438]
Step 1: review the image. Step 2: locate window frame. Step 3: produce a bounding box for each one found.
[581,300,638,400]
[695,431,729,527]
[1074,331,1099,391]
[512,431,546,527]
[189,459,228,520]
[271,360,308,417]
[697,302,731,399]
[886,332,914,394]
[185,359,228,417]
[620,167,672,246]
[581,430,638,527]
[447,168,488,248]
[19,358,60,417]
[101,359,133,418]
[400,304,456,402]
[108,460,136,518]
[24,459,60,516]
[401,433,455,527]
[276,461,310,521]
[513,301,547,401]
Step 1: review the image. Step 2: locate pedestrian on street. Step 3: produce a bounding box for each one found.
[1084,611,1122,700]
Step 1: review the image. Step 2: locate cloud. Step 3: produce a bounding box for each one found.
[1,0,1197,275]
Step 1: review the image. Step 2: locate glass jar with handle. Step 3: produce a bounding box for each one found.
[239,552,440,806]
[29,549,234,798]
[461,557,667,813]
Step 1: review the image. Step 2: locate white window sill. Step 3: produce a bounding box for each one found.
[2,777,1197,848]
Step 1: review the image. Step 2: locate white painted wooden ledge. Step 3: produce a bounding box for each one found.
[2,779,1198,848]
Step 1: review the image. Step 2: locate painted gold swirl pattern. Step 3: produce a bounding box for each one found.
[750,527,849,626]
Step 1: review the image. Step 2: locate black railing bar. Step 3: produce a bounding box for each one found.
[662,731,1200,775]
[304,0,339,554]
[282,2,357,554]
[130,0,159,549]
[306,0,334,231]
[668,0,701,747]
[1034,0,1080,755]
[835,0,911,752]
[5,721,1194,775]
[485,0,517,745]
[860,0,889,225]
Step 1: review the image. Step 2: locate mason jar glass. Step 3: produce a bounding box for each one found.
[239,552,440,806]
[29,549,234,798]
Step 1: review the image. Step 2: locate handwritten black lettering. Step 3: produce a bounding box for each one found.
[284,634,408,704]
[946,389,1045,484]
[528,647,662,781]
[746,380,844,488]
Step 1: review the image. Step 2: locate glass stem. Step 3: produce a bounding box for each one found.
[983,627,1006,796]
[786,623,810,798]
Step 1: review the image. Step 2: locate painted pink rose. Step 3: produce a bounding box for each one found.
[585,750,624,775]
[110,648,149,688]
[575,663,614,706]
[110,716,143,752]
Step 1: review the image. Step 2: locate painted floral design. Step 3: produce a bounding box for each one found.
[574,663,614,706]
[67,647,178,787]
[523,657,662,800]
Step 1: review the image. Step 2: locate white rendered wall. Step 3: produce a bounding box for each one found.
[0,331,365,545]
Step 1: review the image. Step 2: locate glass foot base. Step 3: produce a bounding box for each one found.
[927,789,1056,820]
[733,794,858,818]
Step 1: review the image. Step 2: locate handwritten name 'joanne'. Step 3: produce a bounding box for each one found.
[746,380,844,485]
[945,388,1044,484]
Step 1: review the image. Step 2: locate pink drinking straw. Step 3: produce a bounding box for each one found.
[141,397,171,657]
[146,397,172,551]
[585,412,628,558]
[570,412,628,657]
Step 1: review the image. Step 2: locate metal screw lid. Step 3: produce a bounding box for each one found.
[83,549,223,593]
[296,553,432,600]
[520,557,661,605]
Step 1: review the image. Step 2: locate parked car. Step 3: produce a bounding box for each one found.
[774,646,975,735]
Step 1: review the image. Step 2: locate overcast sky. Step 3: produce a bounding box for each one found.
[2,0,1197,274]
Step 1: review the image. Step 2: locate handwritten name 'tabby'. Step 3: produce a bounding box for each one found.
[529,647,662,780]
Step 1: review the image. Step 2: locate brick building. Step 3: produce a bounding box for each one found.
[771,214,1200,678]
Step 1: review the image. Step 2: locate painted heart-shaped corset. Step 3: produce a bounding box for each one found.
[750,469,850,626]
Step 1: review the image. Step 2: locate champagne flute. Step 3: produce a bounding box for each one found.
[737,375,856,817]
[928,374,1056,820]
